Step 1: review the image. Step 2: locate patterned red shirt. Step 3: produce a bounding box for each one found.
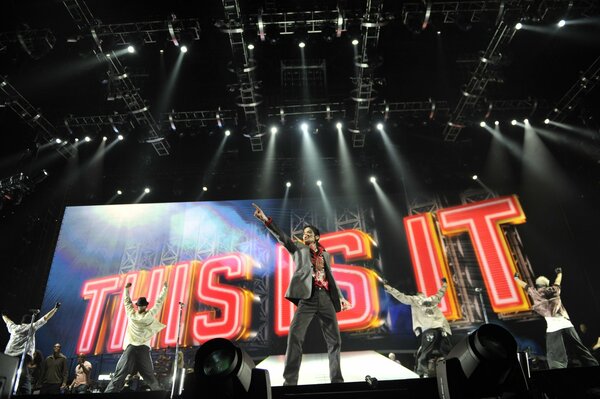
[310,242,329,291]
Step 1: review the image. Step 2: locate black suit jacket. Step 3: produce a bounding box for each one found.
[265,220,345,312]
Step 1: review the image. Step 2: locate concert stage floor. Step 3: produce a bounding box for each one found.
[256,350,419,386]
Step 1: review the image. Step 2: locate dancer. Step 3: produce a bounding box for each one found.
[514,267,598,369]
[383,278,451,377]
[104,281,168,392]
[2,302,60,394]
[253,203,351,386]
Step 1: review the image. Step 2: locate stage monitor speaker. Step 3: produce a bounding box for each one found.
[0,353,19,399]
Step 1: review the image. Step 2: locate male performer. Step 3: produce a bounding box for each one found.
[104,281,168,392]
[514,267,598,369]
[39,343,67,394]
[69,353,92,393]
[383,278,451,377]
[2,303,60,394]
[252,203,351,386]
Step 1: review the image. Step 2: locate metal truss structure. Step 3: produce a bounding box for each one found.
[349,0,386,148]
[62,109,237,136]
[0,28,56,59]
[0,79,75,159]
[443,19,516,141]
[547,55,600,122]
[219,0,266,152]
[438,0,599,141]
[62,0,171,156]
[86,19,200,47]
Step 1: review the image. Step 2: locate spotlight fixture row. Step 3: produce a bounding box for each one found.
[479,118,553,127]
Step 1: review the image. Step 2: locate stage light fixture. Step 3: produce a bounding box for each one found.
[160,49,164,54]
[117,190,122,195]
[118,134,124,140]
[247,44,255,50]
[84,136,91,142]
[515,22,523,30]
[369,176,376,183]
[494,121,499,126]
[544,118,550,124]
[523,118,529,124]
[270,126,278,134]
[558,19,566,28]
[103,136,107,141]
[352,39,359,46]
[55,138,62,144]
[127,45,135,53]
[436,323,528,399]
[437,31,441,35]
[180,45,188,53]
[75,138,80,142]
[225,130,231,136]
[144,188,150,194]
[286,182,291,188]
[479,121,486,127]
[336,122,342,129]
[300,122,308,133]
[376,123,384,131]
[472,175,478,180]
[202,186,208,192]
[298,41,306,48]
[316,180,322,187]
[511,119,517,126]
[190,338,271,399]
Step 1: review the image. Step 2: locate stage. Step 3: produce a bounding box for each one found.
[256,350,419,386]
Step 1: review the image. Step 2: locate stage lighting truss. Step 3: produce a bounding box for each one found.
[218,0,267,152]
[62,0,171,156]
[0,28,56,60]
[63,109,237,139]
[547,55,600,123]
[0,79,75,159]
[87,18,200,50]
[348,0,386,149]
[0,171,47,210]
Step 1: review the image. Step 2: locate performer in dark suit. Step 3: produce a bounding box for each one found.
[253,203,351,386]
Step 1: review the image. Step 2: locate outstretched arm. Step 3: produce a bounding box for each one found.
[253,203,297,253]
[514,272,528,289]
[2,313,13,326]
[553,267,562,286]
[383,284,415,305]
[124,283,135,316]
[430,278,448,305]
[42,302,61,322]
[149,282,168,317]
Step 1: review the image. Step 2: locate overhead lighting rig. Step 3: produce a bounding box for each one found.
[62,0,172,156]
[0,79,75,159]
[0,170,48,210]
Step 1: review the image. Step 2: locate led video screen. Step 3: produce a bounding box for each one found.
[38,194,547,364]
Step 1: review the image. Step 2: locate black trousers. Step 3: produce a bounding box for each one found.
[283,287,343,385]
[415,328,452,377]
[546,327,599,369]
[104,345,161,392]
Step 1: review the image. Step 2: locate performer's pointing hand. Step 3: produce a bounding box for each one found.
[125,282,132,289]
[252,203,268,222]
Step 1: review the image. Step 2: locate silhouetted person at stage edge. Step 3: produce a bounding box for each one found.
[2,303,60,394]
[383,278,451,378]
[253,203,351,386]
[515,267,598,369]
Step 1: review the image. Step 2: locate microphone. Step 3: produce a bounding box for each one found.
[28,309,40,315]
[365,375,378,389]
[474,288,483,293]
[178,302,185,306]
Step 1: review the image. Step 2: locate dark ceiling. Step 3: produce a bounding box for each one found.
[0,0,599,204]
